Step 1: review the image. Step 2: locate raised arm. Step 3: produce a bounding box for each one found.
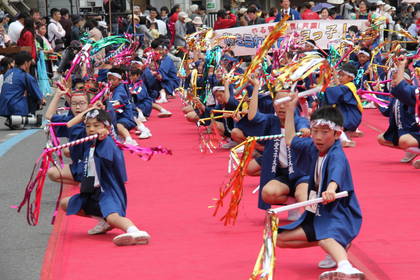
[247,75,260,121]
[45,89,67,120]
[284,92,299,146]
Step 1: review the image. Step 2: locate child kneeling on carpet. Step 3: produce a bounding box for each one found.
[277,93,364,280]
[59,109,151,246]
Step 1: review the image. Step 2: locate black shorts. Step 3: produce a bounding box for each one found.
[81,189,102,217]
[271,168,309,197]
[301,212,317,242]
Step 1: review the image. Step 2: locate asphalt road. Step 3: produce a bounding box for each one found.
[0,106,58,280]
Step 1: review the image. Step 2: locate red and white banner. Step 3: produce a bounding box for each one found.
[214,20,368,56]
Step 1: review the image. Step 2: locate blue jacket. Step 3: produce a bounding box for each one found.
[67,136,128,218]
[0,68,43,116]
[279,138,362,247]
[158,55,180,95]
[324,84,362,131]
[258,114,310,210]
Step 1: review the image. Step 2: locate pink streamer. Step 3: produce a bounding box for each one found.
[357,89,391,96]
[361,94,389,107]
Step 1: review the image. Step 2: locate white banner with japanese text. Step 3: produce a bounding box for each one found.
[213,20,368,56]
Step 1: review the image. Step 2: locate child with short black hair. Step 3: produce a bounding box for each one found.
[278,93,364,280]
[324,62,363,146]
[60,109,151,246]
[107,68,138,146]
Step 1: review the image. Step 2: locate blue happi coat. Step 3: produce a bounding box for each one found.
[0,68,43,116]
[258,113,310,210]
[130,81,153,117]
[111,83,136,130]
[324,84,362,131]
[51,113,87,181]
[279,138,363,247]
[383,80,420,144]
[67,136,128,218]
[158,55,180,95]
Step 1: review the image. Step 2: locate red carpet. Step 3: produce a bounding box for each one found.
[41,100,420,280]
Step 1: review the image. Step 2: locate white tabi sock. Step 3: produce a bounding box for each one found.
[126,226,140,233]
[338,260,352,269]
[339,131,351,143]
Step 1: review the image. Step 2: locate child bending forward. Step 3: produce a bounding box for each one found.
[60,109,150,246]
[277,94,363,280]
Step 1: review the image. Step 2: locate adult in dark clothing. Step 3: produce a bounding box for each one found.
[246,7,265,25]
[70,15,85,42]
[59,8,72,47]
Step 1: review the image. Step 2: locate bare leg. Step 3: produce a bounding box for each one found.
[294,182,308,202]
[47,164,79,185]
[106,213,135,232]
[212,121,225,136]
[318,238,348,263]
[231,128,246,143]
[277,227,318,248]
[246,158,261,176]
[186,111,199,122]
[261,179,290,205]
[116,123,131,140]
[399,134,419,150]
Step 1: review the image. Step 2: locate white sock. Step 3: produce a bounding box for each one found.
[126,226,140,233]
[137,109,145,119]
[340,131,351,143]
[160,108,167,112]
[159,89,166,99]
[126,136,133,141]
[137,122,147,131]
[338,260,352,269]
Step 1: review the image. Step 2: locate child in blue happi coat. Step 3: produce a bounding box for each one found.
[107,68,138,146]
[45,88,90,185]
[323,62,364,147]
[243,76,311,222]
[60,109,151,246]
[128,68,153,139]
[377,57,420,169]
[277,95,364,280]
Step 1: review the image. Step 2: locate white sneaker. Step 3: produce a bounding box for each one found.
[88,220,113,235]
[401,152,417,163]
[113,230,151,246]
[124,138,138,146]
[155,97,168,104]
[139,130,152,139]
[319,265,365,280]
[318,254,337,269]
[287,208,301,221]
[158,109,172,118]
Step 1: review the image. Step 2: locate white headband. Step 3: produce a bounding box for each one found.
[85,109,111,127]
[310,119,343,131]
[107,72,122,79]
[212,86,225,92]
[358,50,371,58]
[340,69,356,79]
